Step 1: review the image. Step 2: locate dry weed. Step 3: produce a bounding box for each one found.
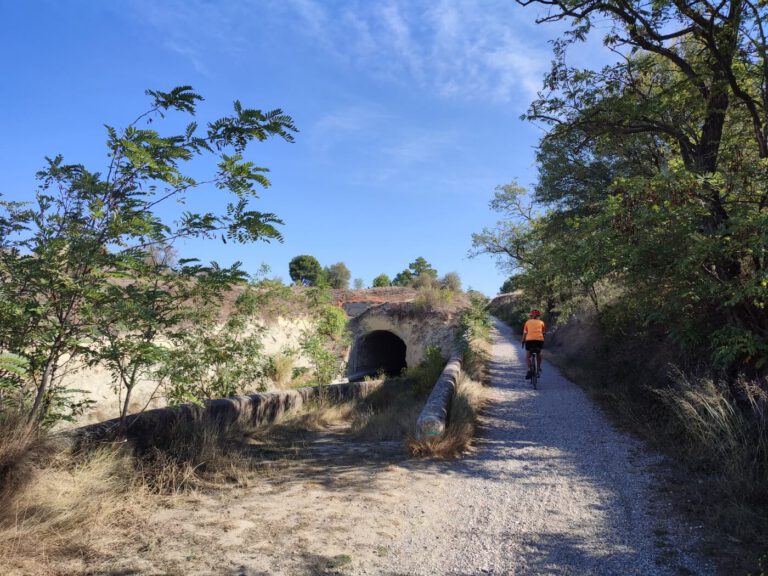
[270,352,295,389]
[0,417,55,504]
[0,446,151,575]
[462,336,492,384]
[658,371,768,482]
[271,397,358,431]
[131,418,262,493]
[352,380,421,441]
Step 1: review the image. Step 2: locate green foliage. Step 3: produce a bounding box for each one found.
[157,286,270,405]
[409,257,437,279]
[353,278,364,290]
[499,277,515,294]
[496,0,768,372]
[0,353,29,412]
[488,293,530,331]
[288,255,323,286]
[391,257,439,288]
[305,284,333,308]
[458,293,492,348]
[406,346,447,397]
[472,36,768,372]
[324,262,351,289]
[372,273,391,287]
[0,86,295,425]
[317,305,348,340]
[299,333,342,386]
[291,291,349,387]
[391,269,413,287]
[456,294,492,383]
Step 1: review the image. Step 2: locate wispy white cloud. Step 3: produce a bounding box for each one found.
[128,0,550,103]
[284,0,550,103]
[381,130,460,165]
[125,0,251,75]
[310,104,395,154]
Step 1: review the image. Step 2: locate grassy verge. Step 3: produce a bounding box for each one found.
[0,431,151,575]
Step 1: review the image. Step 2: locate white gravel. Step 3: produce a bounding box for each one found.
[368,318,714,576]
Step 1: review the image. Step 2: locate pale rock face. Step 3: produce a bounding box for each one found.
[63,316,317,427]
[63,298,463,427]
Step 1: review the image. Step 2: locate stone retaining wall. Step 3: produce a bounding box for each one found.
[72,380,384,448]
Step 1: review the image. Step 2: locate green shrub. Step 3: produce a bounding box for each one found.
[300,334,343,385]
[413,286,454,311]
[317,305,348,340]
[406,346,447,397]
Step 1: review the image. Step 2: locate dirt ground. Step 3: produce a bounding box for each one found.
[100,437,426,576]
[83,319,716,576]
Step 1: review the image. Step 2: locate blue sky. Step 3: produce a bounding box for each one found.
[0,1,595,296]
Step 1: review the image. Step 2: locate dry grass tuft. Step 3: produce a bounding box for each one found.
[250,379,423,445]
[351,379,421,441]
[657,371,768,497]
[408,373,488,458]
[131,417,262,494]
[269,352,296,389]
[272,397,359,431]
[461,336,492,385]
[412,286,455,312]
[0,445,151,575]
[0,417,56,505]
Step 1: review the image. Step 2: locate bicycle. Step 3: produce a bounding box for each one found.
[530,350,540,390]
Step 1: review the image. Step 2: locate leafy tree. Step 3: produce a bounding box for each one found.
[409,257,438,280]
[0,86,296,425]
[440,272,462,292]
[391,269,414,287]
[499,277,516,294]
[372,273,391,287]
[390,257,439,288]
[324,262,351,289]
[93,252,245,428]
[288,255,323,286]
[353,278,364,289]
[0,353,29,414]
[475,1,768,371]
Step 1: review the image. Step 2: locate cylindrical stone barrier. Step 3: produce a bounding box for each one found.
[70,379,385,447]
[416,351,463,438]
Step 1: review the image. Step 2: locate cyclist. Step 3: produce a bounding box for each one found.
[522,310,545,379]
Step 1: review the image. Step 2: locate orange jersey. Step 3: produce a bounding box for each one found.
[523,319,545,341]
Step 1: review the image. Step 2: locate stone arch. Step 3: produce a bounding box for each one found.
[349,330,407,379]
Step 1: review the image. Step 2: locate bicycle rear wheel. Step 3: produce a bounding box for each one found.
[531,353,538,389]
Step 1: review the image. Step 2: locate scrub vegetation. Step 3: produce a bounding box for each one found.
[477,3,768,568]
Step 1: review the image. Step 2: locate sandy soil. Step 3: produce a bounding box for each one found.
[98,319,714,576]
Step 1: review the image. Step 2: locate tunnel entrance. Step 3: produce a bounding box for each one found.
[354,330,407,378]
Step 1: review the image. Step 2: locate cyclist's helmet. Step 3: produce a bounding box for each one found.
[530,309,541,317]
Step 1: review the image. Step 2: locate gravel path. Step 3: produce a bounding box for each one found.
[373,318,713,576]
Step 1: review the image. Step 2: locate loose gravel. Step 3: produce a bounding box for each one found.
[369,318,714,576]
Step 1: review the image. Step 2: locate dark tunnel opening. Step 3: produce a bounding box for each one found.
[354,330,407,378]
